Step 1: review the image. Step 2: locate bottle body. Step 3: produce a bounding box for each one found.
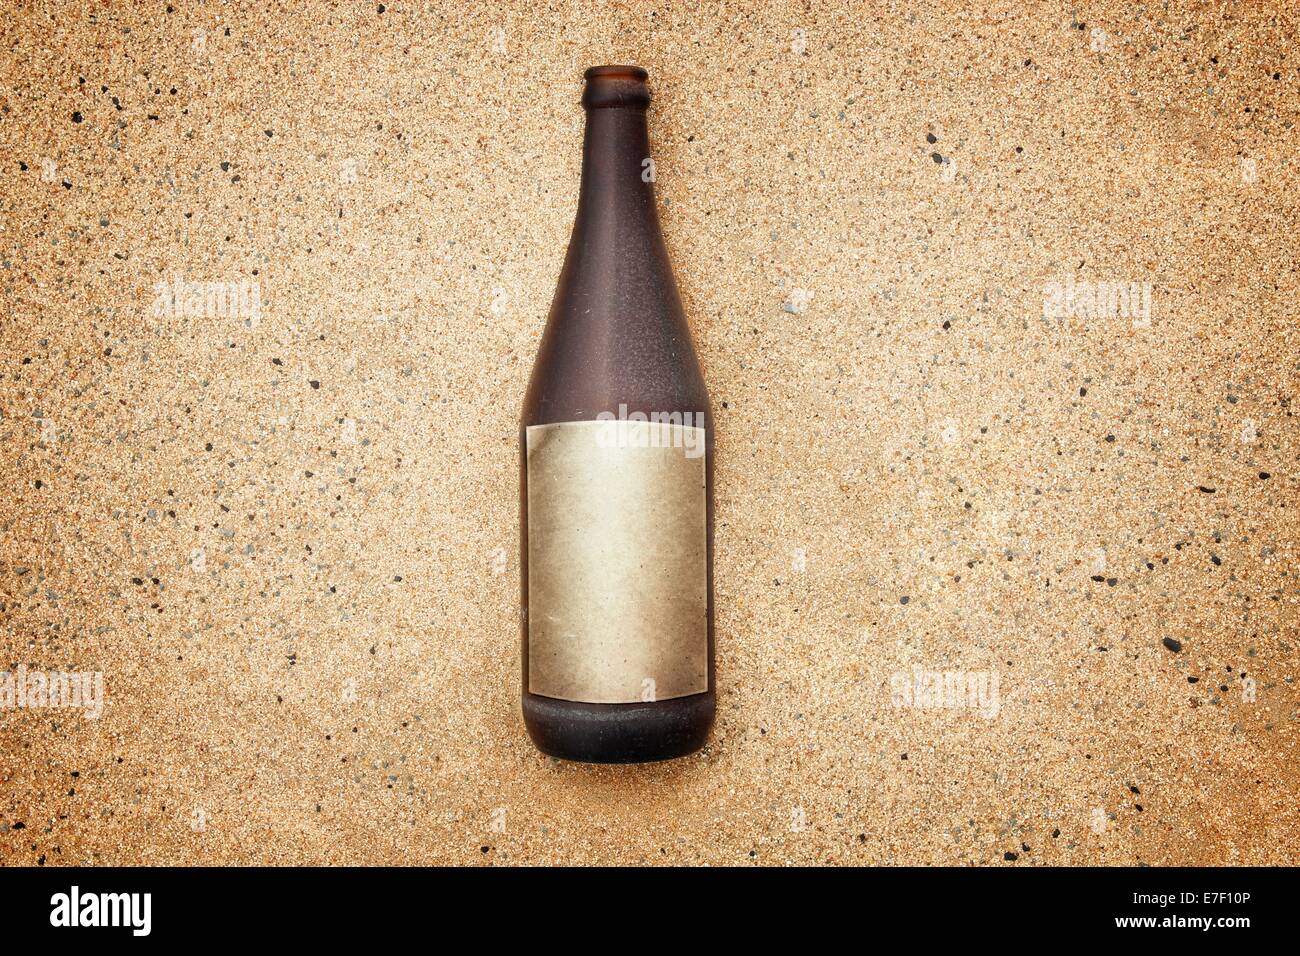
[520,66,714,763]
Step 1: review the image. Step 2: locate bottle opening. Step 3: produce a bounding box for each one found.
[582,64,651,110]
[584,65,648,81]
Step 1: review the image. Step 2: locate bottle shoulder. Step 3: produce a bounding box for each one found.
[522,299,710,427]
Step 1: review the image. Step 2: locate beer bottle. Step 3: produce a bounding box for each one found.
[520,66,714,762]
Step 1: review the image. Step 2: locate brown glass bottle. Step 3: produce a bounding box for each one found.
[520,66,714,763]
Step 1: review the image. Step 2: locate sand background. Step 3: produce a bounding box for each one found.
[1,1,1297,865]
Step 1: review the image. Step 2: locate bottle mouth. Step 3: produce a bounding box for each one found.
[582,65,650,110]
[584,65,648,82]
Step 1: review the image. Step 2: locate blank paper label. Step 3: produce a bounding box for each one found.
[526,420,707,704]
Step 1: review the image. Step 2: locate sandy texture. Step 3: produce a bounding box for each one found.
[1,1,1297,865]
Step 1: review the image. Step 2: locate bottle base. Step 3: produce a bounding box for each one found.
[522,691,714,764]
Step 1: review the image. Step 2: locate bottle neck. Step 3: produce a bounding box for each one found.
[574,106,658,233]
